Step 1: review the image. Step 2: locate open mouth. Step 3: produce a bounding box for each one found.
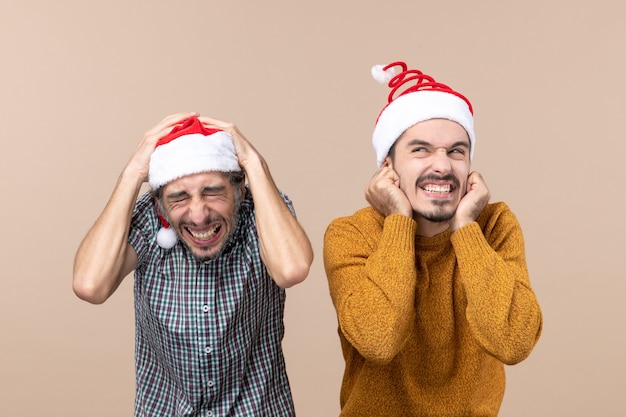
[422,184,451,193]
[420,183,453,194]
[187,224,221,241]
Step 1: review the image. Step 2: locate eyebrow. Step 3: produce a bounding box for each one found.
[165,190,190,200]
[165,185,227,200]
[201,185,227,194]
[406,139,470,149]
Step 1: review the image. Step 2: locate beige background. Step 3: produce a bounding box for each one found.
[1,1,625,416]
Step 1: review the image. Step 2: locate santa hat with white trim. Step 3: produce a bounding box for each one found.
[148,116,240,249]
[371,61,475,167]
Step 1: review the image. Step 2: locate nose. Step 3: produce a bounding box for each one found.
[430,149,452,174]
[187,197,210,224]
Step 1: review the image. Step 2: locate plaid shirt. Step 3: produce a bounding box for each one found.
[128,188,295,417]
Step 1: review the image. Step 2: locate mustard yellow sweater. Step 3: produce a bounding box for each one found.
[323,202,542,417]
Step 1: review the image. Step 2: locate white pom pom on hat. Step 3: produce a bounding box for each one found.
[371,64,396,84]
[148,116,240,249]
[371,61,475,167]
[156,216,178,249]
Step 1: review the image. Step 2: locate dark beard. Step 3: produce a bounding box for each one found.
[413,173,465,223]
[192,223,237,261]
[418,200,457,223]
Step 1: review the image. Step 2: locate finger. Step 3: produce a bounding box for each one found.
[371,166,388,182]
[146,112,198,138]
[159,112,198,127]
[466,171,480,186]
[383,166,399,182]
[197,116,233,130]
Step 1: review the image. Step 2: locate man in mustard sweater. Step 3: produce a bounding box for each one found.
[323,61,543,416]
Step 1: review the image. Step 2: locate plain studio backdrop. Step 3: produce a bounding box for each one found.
[1,1,624,416]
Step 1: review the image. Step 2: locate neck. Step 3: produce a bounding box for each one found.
[415,217,450,237]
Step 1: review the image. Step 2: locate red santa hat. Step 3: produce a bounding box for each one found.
[371,61,475,167]
[148,116,240,248]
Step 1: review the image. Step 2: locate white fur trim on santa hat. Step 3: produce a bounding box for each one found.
[372,90,475,167]
[148,131,240,190]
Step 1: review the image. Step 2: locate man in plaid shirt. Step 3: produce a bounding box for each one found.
[73,113,314,416]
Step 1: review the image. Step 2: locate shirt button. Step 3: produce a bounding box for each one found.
[207,380,214,387]
[204,346,213,354]
[207,412,213,417]
[202,305,210,312]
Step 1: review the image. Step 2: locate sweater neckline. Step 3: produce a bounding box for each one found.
[415,228,452,247]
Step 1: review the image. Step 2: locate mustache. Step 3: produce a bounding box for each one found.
[415,173,460,188]
[180,216,225,227]
[176,210,227,227]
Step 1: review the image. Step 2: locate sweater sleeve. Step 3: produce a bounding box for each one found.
[323,211,418,364]
[451,203,543,365]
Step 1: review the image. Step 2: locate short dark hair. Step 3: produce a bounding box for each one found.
[387,142,397,162]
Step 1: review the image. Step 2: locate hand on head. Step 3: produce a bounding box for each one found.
[126,112,199,183]
[198,116,260,171]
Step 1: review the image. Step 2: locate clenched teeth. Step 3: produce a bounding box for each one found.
[190,225,220,239]
[422,184,452,193]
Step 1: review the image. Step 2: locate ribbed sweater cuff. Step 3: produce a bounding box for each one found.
[450,221,490,260]
[380,214,417,253]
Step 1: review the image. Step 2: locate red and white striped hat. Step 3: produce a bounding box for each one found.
[371,61,475,167]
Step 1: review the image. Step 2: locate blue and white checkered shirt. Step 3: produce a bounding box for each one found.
[128,188,295,417]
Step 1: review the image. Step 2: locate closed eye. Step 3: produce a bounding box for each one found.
[166,191,191,204]
[201,186,228,199]
[201,193,228,201]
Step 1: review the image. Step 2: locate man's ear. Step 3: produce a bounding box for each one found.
[384,155,394,170]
